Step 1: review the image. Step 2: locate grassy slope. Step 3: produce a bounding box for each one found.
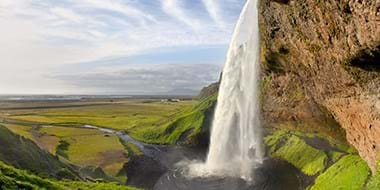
[129,93,217,144]
[40,126,129,178]
[271,135,327,175]
[265,128,374,189]
[0,125,77,180]
[309,155,370,190]
[2,123,34,140]
[0,161,138,190]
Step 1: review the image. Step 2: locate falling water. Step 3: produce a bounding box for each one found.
[188,0,263,180]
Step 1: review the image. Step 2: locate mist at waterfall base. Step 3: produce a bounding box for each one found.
[183,0,263,181]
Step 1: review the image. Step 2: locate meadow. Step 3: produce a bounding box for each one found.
[1,99,196,134]
[0,98,199,180]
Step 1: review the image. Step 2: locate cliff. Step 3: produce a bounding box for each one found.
[259,0,380,172]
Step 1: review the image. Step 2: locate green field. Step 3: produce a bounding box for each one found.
[0,98,205,181]
[0,97,216,145]
[3,100,195,130]
[40,126,129,177]
[0,99,197,143]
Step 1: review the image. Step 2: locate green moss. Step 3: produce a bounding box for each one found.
[309,155,370,190]
[366,172,380,190]
[271,135,327,175]
[329,151,344,163]
[264,129,289,153]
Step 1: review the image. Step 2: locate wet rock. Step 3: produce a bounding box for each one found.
[123,155,166,189]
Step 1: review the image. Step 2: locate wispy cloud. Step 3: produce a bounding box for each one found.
[202,0,225,29]
[0,0,244,94]
[161,0,202,30]
[50,7,84,23]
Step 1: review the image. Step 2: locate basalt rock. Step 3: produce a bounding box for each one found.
[259,0,380,172]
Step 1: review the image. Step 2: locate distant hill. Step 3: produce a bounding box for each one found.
[198,82,219,100]
[0,125,77,179]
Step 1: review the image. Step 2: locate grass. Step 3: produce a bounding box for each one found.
[308,155,370,190]
[7,101,195,131]
[40,126,129,177]
[366,172,380,190]
[0,160,139,190]
[65,134,128,176]
[0,125,77,180]
[119,140,143,157]
[0,97,216,145]
[1,123,34,140]
[129,93,217,144]
[269,134,327,175]
[39,126,100,137]
[2,100,199,144]
[265,127,375,189]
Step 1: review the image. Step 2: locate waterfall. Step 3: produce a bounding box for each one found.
[188,0,263,180]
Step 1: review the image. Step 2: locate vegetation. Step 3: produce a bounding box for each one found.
[5,100,195,132]
[40,126,129,177]
[366,172,380,190]
[266,131,327,175]
[309,155,370,190]
[0,125,77,179]
[129,93,217,144]
[1,100,199,144]
[265,127,376,189]
[0,160,138,190]
[2,123,34,140]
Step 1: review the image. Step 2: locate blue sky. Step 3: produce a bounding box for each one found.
[0,0,245,95]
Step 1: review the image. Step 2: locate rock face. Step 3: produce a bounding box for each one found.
[259,0,380,172]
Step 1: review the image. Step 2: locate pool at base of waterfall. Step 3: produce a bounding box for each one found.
[153,158,309,190]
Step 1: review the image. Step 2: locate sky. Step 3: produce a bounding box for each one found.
[0,0,245,95]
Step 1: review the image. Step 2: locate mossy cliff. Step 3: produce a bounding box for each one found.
[259,0,380,173]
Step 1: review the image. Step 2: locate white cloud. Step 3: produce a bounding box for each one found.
[78,0,157,26]
[0,0,244,94]
[161,0,202,30]
[202,0,225,29]
[50,7,83,23]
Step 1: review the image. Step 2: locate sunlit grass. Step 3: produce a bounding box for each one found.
[5,100,197,144]
[8,101,195,131]
[270,135,327,175]
[39,126,128,176]
[65,134,128,176]
[309,155,370,190]
[2,98,212,144]
[40,126,99,137]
